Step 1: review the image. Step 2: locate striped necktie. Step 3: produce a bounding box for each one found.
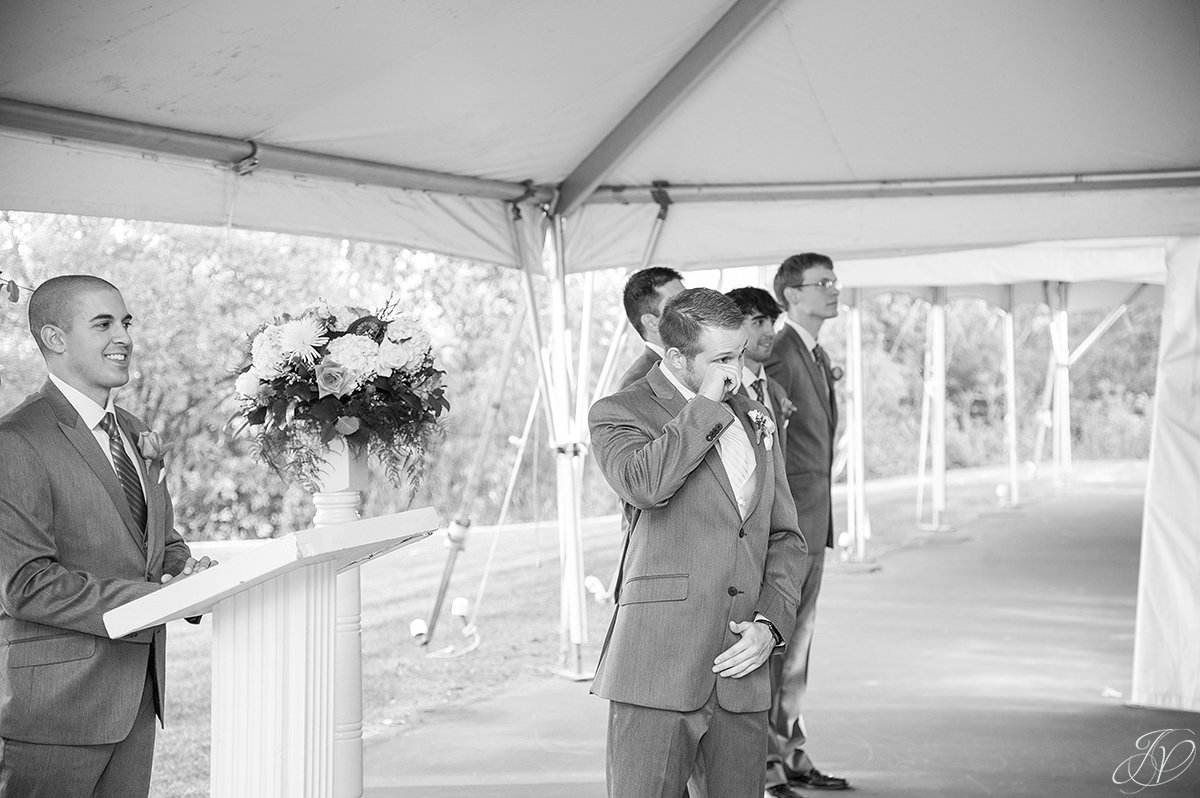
[718,406,756,518]
[99,413,147,535]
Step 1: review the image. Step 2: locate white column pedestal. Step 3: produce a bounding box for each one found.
[313,442,369,798]
[211,562,337,798]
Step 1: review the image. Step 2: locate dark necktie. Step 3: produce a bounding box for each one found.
[813,344,839,431]
[99,413,147,535]
[751,377,765,406]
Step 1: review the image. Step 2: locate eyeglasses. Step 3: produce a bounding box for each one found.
[791,278,841,292]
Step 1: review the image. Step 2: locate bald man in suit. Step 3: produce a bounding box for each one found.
[0,275,212,797]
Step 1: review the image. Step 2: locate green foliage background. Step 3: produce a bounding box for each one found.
[0,212,1159,540]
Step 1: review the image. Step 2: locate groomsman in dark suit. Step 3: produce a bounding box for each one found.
[763,253,849,795]
[0,275,212,797]
[726,287,793,435]
[616,267,685,390]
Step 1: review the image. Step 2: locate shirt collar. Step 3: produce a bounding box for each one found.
[48,373,114,429]
[742,364,764,386]
[645,341,665,358]
[658,361,696,401]
[784,317,819,353]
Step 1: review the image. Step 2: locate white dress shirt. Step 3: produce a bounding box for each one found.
[48,373,146,493]
[659,362,757,517]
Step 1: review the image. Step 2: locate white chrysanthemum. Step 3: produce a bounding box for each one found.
[234,368,262,398]
[250,325,285,376]
[277,317,328,363]
[326,333,381,383]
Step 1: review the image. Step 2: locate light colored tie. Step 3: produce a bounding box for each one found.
[717,406,756,517]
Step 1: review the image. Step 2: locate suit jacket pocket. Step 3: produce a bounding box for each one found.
[619,574,688,605]
[7,632,96,668]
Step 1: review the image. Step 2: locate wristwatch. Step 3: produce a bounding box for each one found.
[754,617,783,646]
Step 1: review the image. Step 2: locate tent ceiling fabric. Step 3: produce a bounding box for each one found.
[2,0,1200,270]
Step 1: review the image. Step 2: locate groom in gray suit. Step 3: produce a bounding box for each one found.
[0,275,212,797]
[589,287,808,798]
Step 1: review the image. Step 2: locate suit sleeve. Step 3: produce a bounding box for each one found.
[588,393,732,510]
[0,428,160,638]
[754,440,808,642]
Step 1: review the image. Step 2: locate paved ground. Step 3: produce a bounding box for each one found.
[363,463,1200,798]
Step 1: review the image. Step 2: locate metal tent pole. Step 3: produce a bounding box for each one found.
[1003,286,1021,506]
[844,289,871,561]
[1049,282,1072,486]
[547,214,591,680]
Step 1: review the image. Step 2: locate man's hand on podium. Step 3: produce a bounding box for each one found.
[160,555,217,585]
[161,557,218,625]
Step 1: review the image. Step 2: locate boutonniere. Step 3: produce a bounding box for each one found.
[747,409,777,450]
[136,430,173,484]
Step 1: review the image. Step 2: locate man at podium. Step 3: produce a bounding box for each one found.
[0,275,212,798]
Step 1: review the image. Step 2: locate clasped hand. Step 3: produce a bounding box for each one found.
[160,556,217,584]
[712,619,774,679]
[698,362,742,402]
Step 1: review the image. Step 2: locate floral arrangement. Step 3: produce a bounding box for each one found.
[233,300,449,492]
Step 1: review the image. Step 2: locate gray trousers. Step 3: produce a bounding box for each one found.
[608,686,767,798]
[766,545,827,784]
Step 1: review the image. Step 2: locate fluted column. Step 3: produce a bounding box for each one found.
[211,562,337,797]
[313,440,369,798]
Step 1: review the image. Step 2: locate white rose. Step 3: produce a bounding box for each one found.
[376,339,409,377]
[234,368,262,398]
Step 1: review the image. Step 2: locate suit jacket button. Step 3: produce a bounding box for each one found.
[738,529,746,538]
[727,586,738,596]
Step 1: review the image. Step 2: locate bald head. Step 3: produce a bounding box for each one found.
[28,275,120,355]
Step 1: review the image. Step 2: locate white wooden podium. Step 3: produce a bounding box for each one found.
[103,507,438,798]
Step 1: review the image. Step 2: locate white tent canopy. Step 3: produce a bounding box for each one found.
[2,0,1200,269]
[2,0,1197,716]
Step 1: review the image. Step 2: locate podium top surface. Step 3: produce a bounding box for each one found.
[103,506,439,638]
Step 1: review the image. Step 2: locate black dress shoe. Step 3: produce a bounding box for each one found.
[765,785,809,798]
[788,767,849,790]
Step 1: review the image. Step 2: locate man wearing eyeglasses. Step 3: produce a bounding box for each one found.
[762,253,849,796]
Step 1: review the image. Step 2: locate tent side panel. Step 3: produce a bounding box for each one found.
[1130,236,1200,712]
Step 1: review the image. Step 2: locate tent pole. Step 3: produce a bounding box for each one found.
[1003,286,1020,506]
[915,334,932,522]
[547,213,591,680]
[420,304,528,648]
[1049,282,1072,485]
[1068,286,1146,367]
[574,272,596,431]
[920,287,950,530]
[844,289,870,561]
[591,192,671,406]
[592,322,629,406]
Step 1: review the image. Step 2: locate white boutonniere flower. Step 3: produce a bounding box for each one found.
[747,409,777,450]
[136,430,173,484]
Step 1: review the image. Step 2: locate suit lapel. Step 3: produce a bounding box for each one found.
[784,325,833,427]
[44,383,147,554]
[647,367,739,513]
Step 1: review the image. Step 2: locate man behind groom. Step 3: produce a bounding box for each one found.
[0,274,212,797]
[588,287,808,798]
